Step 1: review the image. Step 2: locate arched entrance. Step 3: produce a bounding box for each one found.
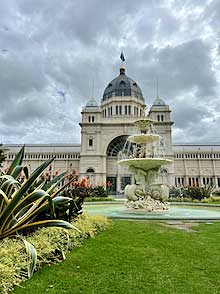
[106,135,132,194]
[86,168,95,186]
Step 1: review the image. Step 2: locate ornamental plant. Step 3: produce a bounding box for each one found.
[0,146,79,277]
[169,185,217,201]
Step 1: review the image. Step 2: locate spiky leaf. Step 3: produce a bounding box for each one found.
[7,145,25,175]
[23,239,37,278]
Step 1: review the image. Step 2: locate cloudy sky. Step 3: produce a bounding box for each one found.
[0,0,219,144]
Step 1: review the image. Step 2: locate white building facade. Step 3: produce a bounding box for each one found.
[3,64,220,193]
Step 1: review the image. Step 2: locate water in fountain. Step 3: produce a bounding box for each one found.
[118,118,173,211]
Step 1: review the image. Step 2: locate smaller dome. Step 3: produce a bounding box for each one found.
[153,97,166,106]
[85,98,98,108]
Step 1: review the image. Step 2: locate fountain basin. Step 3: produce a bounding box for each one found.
[85,202,220,221]
[118,158,173,171]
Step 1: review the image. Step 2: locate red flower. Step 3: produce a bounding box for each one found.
[80,178,88,187]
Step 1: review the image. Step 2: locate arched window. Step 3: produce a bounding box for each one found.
[119,81,126,86]
[87,168,95,173]
[108,83,112,88]
[107,135,128,157]
[160,168,168,175]
[161,115,164,121]
[157,115,160,121]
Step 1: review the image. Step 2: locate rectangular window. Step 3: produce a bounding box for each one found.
[89,138,93,147]
[189,178,192,186]
[116,105,118,115]
[119,105,122,115]
[128,105,131,115]
[125,105,127,115]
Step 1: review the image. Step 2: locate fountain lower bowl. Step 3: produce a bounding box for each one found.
[118,158,173,171]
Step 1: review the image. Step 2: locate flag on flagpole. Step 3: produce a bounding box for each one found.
[120,52,125,62]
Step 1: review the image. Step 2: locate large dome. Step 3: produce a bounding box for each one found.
[102,67,144,102]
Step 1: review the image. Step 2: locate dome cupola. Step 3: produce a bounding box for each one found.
[85,98,98,108]
[102,66,144,102]
[152,97,166,106]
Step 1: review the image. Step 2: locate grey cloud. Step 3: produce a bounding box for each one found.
[157,39,216,97]
[0,95,49,124]
[171,99,210,129]
[127,39,216,101]
[0,0,219,145]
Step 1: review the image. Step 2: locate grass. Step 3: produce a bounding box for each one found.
[13,220,220,294]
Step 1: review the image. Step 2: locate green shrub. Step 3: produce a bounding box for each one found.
[68,186,107,199]
[0,239,26,294]
[0,214,111,294]
[201,196,220,203]
[169,185,216,201]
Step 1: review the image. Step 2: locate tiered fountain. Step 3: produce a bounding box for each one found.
[118,119,173,211]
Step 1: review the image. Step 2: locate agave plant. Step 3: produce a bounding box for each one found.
[0,146,79,277]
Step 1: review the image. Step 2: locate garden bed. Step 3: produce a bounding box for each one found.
[0,214,111,294]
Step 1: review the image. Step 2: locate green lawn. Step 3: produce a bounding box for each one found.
[13,221,220,294]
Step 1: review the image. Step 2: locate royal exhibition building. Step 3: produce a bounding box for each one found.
[2,63,220,194]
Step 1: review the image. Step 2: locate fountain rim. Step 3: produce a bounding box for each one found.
[118,157,173,167]
[85,202,220,221]
[127,133,160,144]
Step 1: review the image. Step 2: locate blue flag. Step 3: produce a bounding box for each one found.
[120,52,125,62]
